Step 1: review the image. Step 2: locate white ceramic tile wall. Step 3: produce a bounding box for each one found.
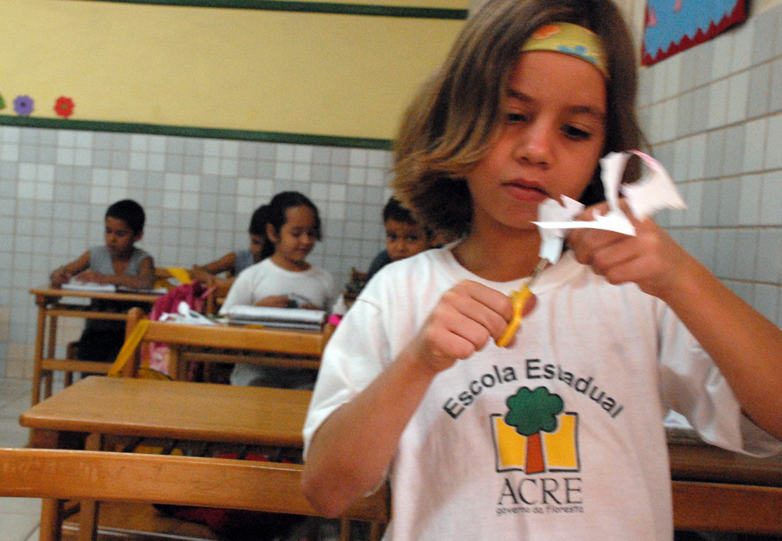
[0,127,394,378]
[639,3,782,328]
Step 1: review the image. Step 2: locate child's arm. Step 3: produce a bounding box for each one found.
[253,296,295,308]
[50,252,91,287]
[302,281,514,517]
[75,256,156,290]
[568,205,782,440]
[190,253,237,285]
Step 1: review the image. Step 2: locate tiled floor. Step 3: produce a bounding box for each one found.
[0,377,44,541]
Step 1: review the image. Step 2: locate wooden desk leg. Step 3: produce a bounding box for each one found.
[31,296,47,406]
[79,433,103,541]
[340,519,350,541]
[39,498,64,541]
[171,345,183,381]
[45,314,59,399]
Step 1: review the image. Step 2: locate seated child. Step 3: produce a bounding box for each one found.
[189,204,271,289]
[365,197,432,282]
[220,191,337,389]
[51,199,155,363]
[328,198,433,327]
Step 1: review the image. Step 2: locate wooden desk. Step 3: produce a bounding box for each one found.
[30,287,160,406]
[20,376,311,449]
[19,376,388,541]
[130,318,328,381]
[669,442,782,534]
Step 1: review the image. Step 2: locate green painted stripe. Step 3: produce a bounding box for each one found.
[82,0,468,19]
[0,116,394,150]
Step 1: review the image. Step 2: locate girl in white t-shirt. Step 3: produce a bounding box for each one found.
[220,191,337,388]
[301,0,782,539]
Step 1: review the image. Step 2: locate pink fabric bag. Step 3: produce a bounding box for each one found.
[146,282,213,375]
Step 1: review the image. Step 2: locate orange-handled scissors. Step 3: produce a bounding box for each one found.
[496,258,548,348]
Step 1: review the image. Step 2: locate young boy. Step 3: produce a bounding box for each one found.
[365,197,432,282]
[51,199,155,363]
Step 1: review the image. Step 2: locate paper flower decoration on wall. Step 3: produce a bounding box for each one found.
[13,95,34,116]
[54,97,75,118]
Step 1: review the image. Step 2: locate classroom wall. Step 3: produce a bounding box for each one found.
[635,0,782,330]
[0,0,464,141]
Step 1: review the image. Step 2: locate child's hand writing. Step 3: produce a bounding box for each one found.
[74,270,108,284]
[567,201,691,299]
[50,267,72,287]
[407,280,525,374]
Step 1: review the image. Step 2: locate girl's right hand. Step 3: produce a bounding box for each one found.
[407,280,523,374]
[254,295,291,308]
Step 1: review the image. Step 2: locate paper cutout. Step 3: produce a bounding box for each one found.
[620,150,686,219]
[0,93,5,111]
[54,96,75,119]
[158,301,216,325]
[536,197,583,263]
[533,151,686,263]
[13,95,34,116]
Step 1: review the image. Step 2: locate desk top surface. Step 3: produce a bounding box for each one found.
[31,286,161,304]
[669,442,782,487]
[143,320,325,356]
[20,377,312,447]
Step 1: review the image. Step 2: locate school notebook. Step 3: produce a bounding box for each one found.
[225,305,326,330]
[62,282,167,294]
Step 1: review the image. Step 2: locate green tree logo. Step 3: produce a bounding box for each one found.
[504,386,564,474]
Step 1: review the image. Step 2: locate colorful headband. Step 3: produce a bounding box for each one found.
[520,22,608,78]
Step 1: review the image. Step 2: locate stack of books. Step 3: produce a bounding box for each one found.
[224,305,327,330]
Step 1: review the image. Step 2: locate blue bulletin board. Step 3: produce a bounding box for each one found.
[642,0,747,66]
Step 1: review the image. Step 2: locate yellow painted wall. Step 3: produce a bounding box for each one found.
[1,0,466,140]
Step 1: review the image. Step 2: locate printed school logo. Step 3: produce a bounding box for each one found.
[491,386,580,474]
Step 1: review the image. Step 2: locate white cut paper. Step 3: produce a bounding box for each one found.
[532,151,687,263]
[537,197,583,263]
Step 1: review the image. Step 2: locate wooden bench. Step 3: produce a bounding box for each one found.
[0,448,389,540]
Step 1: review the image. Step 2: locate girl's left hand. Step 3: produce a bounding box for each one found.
[566,201,691,300]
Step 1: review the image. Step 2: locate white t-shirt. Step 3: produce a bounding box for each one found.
[220,258,337,314]
[220,257,337,387]
[304,247,780,541]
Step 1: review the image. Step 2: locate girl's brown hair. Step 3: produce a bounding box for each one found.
[392,0,643,238]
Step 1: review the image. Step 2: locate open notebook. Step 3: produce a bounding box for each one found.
[62,282,168,294]
[225,305,326,330]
